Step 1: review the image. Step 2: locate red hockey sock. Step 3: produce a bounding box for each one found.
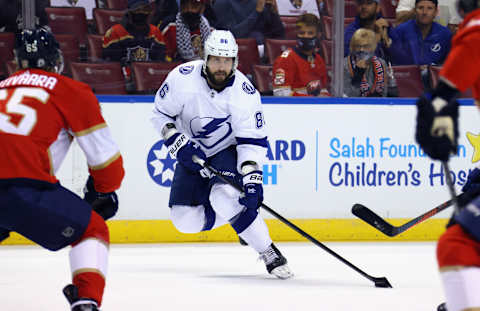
[73,272,105,305]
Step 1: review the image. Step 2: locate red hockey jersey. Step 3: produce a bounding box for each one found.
[0,69,124,192]
[440,9,480,100]
[272,47,328,96]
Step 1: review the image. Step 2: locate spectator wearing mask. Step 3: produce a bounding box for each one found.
[344,0,392,59]
[344,28,396,97]
[213,0,285,45]
[151,0,179,30]
[161,0,212,61]
[387,0,452,65]
[272,13,329,97]
[102,0,167,64]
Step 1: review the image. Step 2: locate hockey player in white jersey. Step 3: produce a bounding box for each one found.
[151,30,293,279]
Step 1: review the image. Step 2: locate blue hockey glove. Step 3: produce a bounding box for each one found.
[83,176,119,220]
[415,94,458,162]
[454,196,480,241]
[239,170,264,210]
[462,168,480,193]
[164,132,210,177]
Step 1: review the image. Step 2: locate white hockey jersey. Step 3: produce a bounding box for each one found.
[151,60,268,171]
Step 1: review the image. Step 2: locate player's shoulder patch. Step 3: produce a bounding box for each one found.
[274,68,285,86]
[179,64,194,75]
[280,49,292,58]
[242,81,256,95]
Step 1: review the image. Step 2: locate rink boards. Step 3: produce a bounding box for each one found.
[4,96,479,245]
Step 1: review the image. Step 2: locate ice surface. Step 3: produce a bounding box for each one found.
[0,242,444,311]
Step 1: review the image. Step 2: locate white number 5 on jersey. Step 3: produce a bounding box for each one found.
[0,87,50,136]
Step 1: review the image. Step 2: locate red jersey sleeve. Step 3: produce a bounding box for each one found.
[273,49,305,96]
[55,80,125,192]
[440,15,480,96]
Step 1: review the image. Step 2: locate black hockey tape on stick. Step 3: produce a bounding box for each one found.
[192,155,392,288]
[352,161,460,237]
[352,196,457,237]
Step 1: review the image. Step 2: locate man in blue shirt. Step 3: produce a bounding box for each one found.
[344,0,391,59]
[388,0,452,65]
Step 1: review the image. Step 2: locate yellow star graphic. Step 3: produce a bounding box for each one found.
[466,132,480,163]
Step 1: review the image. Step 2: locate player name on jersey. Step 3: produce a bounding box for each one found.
[0,71,58,90]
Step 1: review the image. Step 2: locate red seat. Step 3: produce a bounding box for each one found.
[279,16,297,25]
[93,8,125,35]
[320,39,332,66]
[380,0,397,19]
[6,60,17,76]
[322,16,355,40]
[87,34,104,62]
[70,62,127,94]
[391,65,425,97]
[45,7,89,46]
[345,1,358,18]
[55,34,80,76]
[0,33,15,78]
[105,0,128,10]
[283,22,297,40]
[430,66,473,98]
[264,39,297,64]
[131,62,180,93]
[236,38,260,79]
[252,64,273,95]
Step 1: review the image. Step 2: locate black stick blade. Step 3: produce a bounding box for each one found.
[373,277,393,288]
[352,204,396,237]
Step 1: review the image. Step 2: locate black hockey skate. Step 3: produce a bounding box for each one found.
[63,284,99,311]
[437,302,447,311]
[259,243,293,279]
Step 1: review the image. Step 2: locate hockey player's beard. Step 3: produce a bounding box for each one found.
[205,67,233,90]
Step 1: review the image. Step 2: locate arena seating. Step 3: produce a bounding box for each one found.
[430,66,473,98]
[70,62,127,94]
[132,61,181,93]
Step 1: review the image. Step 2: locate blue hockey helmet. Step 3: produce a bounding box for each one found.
[14,27,64,73]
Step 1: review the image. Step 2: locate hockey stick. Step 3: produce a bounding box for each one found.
[352,161,460,237]
[193,156,392,288]
[442,161,459,214]
[352,196,457,237]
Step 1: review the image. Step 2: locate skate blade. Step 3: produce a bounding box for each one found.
[271,265,294,279]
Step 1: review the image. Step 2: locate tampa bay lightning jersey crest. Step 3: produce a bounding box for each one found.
[152,60,267,165]
[179,64,194,75]
[190,116,233,149]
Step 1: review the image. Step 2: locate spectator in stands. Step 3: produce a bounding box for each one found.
[0,0,49,33]
[387,0,452,65]
[152,0,179,30]
[213,0,285,45]
[160,0,212,61]
[276,0,321,17]
[344,0,392,59]
[102,0,167,64]
[395,0,462,32]
[344,29,394,97]
[272,13,329,97]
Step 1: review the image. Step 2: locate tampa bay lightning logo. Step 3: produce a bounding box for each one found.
[242,81,256,94]
[179,65,194,75]
[190,116,232,149]
[147,140,176,187]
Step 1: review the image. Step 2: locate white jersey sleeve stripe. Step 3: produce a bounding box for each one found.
[75,126,121,167]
